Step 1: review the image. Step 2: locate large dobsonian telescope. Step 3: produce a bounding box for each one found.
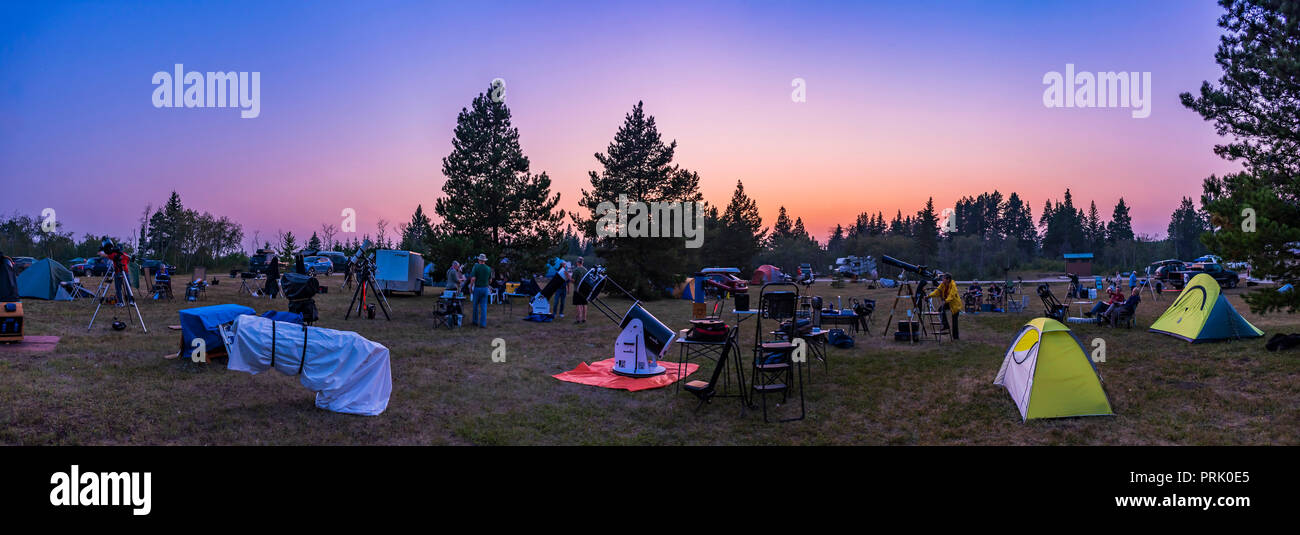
[574,266,676,377]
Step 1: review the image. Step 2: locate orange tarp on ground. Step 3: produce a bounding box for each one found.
[554,358,699,391]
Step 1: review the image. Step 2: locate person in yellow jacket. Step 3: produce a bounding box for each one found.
[928,272,963,339]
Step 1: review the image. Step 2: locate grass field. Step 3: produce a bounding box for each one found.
[1,272,1296,445]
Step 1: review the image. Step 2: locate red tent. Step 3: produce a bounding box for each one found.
[751,265,784,285]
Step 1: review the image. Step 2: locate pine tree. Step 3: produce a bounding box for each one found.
[792,217,809,242]
[574,101,701,297]
[400,204,434,254]
[772,207,793,240]
[308,232,322,251]
[434,85,565,270]
[1181,0,1300,312]
[827,224,845,253]
[279,231,297,260]
[1167,197,1209,260]
[1107,198,1134,243]
[915,198,940,263]
[716,179,766,270]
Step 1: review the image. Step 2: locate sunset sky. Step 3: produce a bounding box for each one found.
[0,1,1241,247]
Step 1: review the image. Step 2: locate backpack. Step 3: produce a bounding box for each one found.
[828,328,854,348]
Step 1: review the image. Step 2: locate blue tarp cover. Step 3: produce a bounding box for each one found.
[179,304,256,352]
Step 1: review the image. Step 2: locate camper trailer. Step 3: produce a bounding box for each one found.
[375,250,425,296]
[832,255,877,279]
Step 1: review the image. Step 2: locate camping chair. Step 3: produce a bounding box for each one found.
[1105,294,1141,328]
[188,266,208,300]
[751,283,804,423]
[151,269,174,300]
[683,326,746,413]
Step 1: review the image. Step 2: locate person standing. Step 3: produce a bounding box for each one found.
[445,261,462,292]
[98,239,132,306]
[1129,270,1138,292]
[468,254,492,327]
[571,258,588,324]
[928,272,963,340]
[553,261,568,318]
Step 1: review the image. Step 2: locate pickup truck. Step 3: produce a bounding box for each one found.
[1174,262,1240,289]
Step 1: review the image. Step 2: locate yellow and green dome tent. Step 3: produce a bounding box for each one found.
[1148,273,1262,343]
[994,318,1113,421]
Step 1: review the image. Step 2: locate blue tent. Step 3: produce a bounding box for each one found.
[179,304,256,356]
[16,258,72,300]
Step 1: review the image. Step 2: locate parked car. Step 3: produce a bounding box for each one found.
[303,256,334,276]
[1146,259,1186,291]
[12,256,35,273]
[248,249,286,274]
[1192,255,1224,265]
[318,251,350,272]
[696,267,748,297]
[83,257,112,276]
[1180,262,1240,289]
[66,257,87,275]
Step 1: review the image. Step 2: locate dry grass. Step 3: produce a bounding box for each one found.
[1,272,1296,445]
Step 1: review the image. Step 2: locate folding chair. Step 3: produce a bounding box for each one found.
[683,326,746,413]
[188,266,208,300]
[151,269,174,300]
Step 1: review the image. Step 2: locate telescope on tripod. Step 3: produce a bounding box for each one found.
[87,239,147,333]
[344,240,392,321]
[574,266,676,377]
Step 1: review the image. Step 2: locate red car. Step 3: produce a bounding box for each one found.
[697,268,748,296]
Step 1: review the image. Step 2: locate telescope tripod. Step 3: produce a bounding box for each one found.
[880,279,933,344]
[345,265,391,320]
[88,268,148,333]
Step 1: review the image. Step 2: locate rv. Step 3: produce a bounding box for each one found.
[832,255,877,279]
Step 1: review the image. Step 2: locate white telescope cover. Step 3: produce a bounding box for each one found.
[225,314,392,416]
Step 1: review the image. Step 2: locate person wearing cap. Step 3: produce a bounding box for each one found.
[468,253,493,327]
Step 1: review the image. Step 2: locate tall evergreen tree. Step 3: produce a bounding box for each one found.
[1107,198,1135,243]
[400,204,434,254]
[1167,197,1210,260]
[1181,0,1300,312]
[772,206,793,240]
[714,179,766,271]
[434,85,565,270]
[915,198,940,263]
[574,101,702,297]
[307,232,322,251]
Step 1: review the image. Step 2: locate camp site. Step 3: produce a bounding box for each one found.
[1,0,1297,522]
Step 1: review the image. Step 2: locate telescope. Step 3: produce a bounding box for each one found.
[880,255,939,282]
[575,266,675,377]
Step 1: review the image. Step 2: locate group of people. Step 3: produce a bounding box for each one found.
[1085,282,1142,324]
[434,256,595,328]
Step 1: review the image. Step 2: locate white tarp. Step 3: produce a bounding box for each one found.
[224,314,392,416]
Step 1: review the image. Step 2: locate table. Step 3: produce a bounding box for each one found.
[773,328,828,382]
[1072,301,1095,318]
[675,328,743,398]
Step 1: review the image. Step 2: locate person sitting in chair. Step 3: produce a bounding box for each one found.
[1085,285,1125,320]
[1100,292,1141,325]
